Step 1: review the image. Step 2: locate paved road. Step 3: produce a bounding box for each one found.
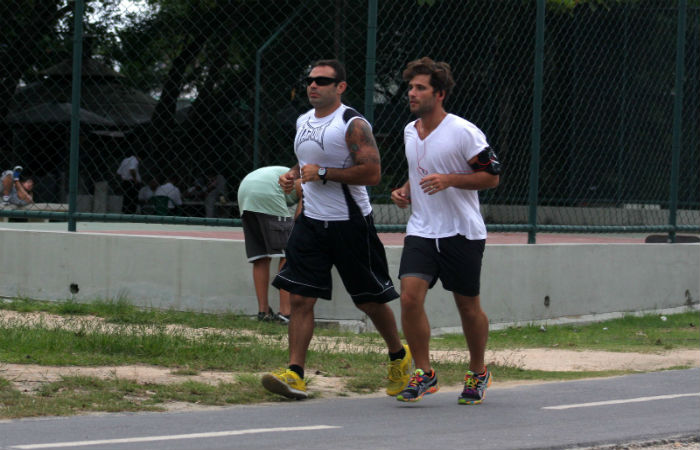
[1,369,698,450]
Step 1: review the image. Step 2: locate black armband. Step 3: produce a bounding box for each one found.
[343,107,364,124]
[469,148,501,175]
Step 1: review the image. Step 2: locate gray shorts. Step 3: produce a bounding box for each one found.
[241,211,294,262]
[7,191,28,206]
[2,171,28,206]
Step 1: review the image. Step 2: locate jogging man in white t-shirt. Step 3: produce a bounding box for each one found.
[391,57,501,405]
[261,59,413,400]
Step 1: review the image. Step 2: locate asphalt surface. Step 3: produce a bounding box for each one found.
[1,369,698,450]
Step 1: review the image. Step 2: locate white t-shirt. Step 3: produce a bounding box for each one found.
[154,182,182,209]
[138,186,154,203]
[116,156,141,183]
[404,113,489,240]
[294,104,372,221]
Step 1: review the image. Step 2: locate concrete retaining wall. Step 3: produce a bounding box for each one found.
[371,203,700,226]
[0,228,698,331]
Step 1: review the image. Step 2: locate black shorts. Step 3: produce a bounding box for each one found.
[272,213,399,304]
[398,235,485,297]
[241,211,294,261]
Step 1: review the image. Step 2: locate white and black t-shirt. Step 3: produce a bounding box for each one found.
[403,113,490,240]
[294,104,372,221]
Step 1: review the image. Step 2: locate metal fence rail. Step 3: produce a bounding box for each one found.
[1,0,697,241]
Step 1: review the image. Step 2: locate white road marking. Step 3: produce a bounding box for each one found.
[11,425,341,449]
[543,392,700,410]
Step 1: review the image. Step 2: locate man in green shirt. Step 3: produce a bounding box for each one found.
[238,166,302,323]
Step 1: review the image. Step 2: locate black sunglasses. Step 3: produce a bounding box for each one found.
[305,76,340,86]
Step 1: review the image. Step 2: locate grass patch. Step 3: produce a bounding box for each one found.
[0,321,287,370]
[0,376,164,418]
[0,374,289,418]
[0,298,697,418]
[432,311,700,352]
[150,375,278,405]
[0,297,255,330]
[170,367,201,376]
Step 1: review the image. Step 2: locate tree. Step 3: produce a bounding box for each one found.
[0,1,72,119]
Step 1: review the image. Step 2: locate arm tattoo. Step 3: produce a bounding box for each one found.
[346,119,380,165]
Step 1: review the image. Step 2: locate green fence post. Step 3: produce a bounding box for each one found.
[68,0,85,232]
[364,0,377,124]
[364,0,377,199]
[253,8,304,170]
[616,4,630,206]
[528,0,545,244]
[669,0,687,243]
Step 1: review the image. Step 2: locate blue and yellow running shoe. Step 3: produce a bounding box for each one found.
[396,368,439,402]
[458,367,492,405]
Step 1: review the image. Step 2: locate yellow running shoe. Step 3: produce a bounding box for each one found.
[262,368,308,400]
[386,344,413,396]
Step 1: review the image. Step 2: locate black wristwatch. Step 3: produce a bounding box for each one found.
[317,167,328,184]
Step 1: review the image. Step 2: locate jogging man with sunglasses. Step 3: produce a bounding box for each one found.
[261,59,412,400]
[391,57,501,404]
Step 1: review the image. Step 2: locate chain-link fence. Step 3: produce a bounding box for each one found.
[1,0,698,238]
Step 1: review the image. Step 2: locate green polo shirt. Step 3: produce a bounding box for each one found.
[237,166,299,217]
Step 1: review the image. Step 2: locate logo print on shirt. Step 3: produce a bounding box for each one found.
[295,119,332,151]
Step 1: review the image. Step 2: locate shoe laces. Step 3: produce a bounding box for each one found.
[272,368,294,379]
[464,370,487,393]
[407,369,426,387]
[464,375,479,389]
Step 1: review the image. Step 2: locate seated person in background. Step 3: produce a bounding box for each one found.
[205,172,228,218]
[184,175,207,201]
[137,178,158,213]
[154,176,183,213]
[1,166,34,206]
[116,153,142,214]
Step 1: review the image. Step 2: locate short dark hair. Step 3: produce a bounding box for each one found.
[402,56,456,101]
[311,59,347,82]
